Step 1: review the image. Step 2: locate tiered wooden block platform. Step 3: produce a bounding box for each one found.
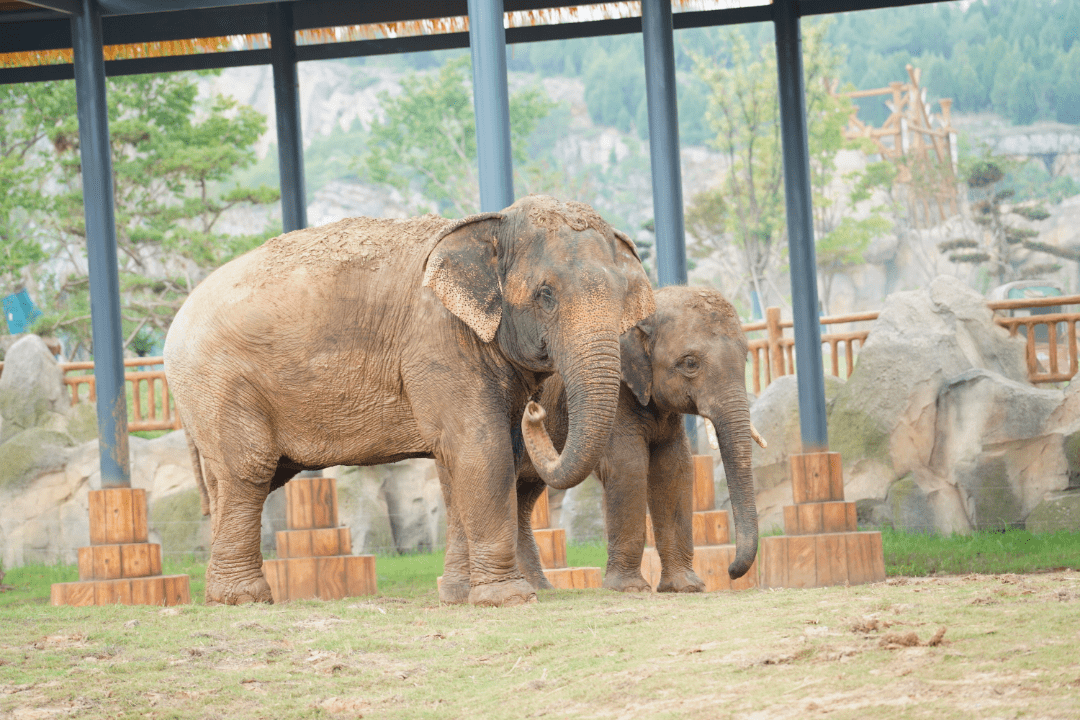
[758,452,886,588]
[51,487,191,606]
[641,456,758,591]
[262,477,377,602]
[531,489,602,589]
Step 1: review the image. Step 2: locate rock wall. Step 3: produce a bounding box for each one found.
[728,275,1080,534]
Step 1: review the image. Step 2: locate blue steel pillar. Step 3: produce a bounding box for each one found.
[642,0,687,289]
[774,0,828,451]
[71,0,130,487]
[642,0,696,444]
[468,0,514,212]
[269,2,307,232]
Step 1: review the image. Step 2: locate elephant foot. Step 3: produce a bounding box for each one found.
[521,566,554,591]
[657,569,705,593]
[205,568,273,605]
[603,570,653,593]
[468,578,537,607]
[439,579,471,605]
[529,572,555,591]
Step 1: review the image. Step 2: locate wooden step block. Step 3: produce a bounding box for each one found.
[790,452,844,504]
[692,455,715,512]
[641,545,757,592]
[50,575,190,607]
[530,488,550,529]
[275,527,352,558]
[534,528,567,569]
[285,477,339,530]
[646,509,731,547]
[758,531,885,589]
[542,566,602,590]
[782,502,857,535]
[263,554,377,602]
[78,543,162,580]
[88,488,148,544]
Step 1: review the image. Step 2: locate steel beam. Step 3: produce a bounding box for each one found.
[773,0,828,452]
[71,0,130,488]
[468,0,514,212]
[642,0,697,444]
[269,2,306,233]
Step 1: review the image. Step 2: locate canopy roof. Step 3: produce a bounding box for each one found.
[1,0,938,84]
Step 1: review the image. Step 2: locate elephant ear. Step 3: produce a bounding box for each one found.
[613,229,656,334]
[620,321,653,407]
[423,213,504,343]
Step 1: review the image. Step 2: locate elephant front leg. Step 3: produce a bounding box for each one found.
[648,439,705,593]
[203,457,274,605]
[516,478,554,591]
[599,441,653,593]
[437,465,471,605]
[447,445,536,607]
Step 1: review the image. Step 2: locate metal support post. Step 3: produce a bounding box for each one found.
[642,0,696,444]
[468,0,514,212]
[269,2,307,232]
[71,0,130,487]
[774,0,828,451]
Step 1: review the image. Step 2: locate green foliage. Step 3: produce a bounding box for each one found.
[24,72,279,355]
[0,82,75,296]
[360,56,555,217]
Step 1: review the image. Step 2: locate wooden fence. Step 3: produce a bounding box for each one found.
[2,294,1078,431]
[743,294,1080,393]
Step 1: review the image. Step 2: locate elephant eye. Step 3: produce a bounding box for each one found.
[679,355,700,374]
[536,285,556,310]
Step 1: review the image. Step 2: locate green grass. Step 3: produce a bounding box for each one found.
[4,531,1078,608]
[882,527,1080,576]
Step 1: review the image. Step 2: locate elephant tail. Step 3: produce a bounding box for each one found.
[182,417,211,517]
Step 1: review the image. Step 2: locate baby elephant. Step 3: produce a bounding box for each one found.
[515,285,762,592]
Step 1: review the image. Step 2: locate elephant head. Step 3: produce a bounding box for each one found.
[423,194,655,491]
[620,286,760,580]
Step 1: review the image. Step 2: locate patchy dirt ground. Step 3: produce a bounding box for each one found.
[1,571,1078,719]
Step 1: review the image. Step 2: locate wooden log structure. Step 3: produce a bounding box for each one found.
[641,455,758,592]
[530,488,602,589]
[262,477,377,602]
[51,487,191,607]
[758,452,886,589]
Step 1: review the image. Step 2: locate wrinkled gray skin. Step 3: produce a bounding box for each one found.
[441,286,759,597]
[165,195,654,607]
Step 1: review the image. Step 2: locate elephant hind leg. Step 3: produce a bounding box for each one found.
[516,477,553,591]
[201,450,276,605]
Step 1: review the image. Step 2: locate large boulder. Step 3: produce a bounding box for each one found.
[561,474,606,543]
[746,275,1076,535]
[831,275,1029,476]
[0,335,69,443]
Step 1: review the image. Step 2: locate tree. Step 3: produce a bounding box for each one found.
[687,20,888,313]
[28,71,279,356]
[939,154,1063,287]
[360,56,554,217]
[0,82,74,297]
[687,29,784,310]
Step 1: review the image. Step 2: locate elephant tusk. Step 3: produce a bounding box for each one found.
[751,423,767,449]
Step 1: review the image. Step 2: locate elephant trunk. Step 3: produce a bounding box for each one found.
[710,394,759,580]
[522,327,621,490]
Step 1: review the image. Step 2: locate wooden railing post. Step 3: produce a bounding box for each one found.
[767,306,785,380]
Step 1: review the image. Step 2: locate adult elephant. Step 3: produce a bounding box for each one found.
[164,195,654,607]
[499,286,762,593]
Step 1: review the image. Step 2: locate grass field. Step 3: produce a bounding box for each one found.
[1,533,1078,719]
